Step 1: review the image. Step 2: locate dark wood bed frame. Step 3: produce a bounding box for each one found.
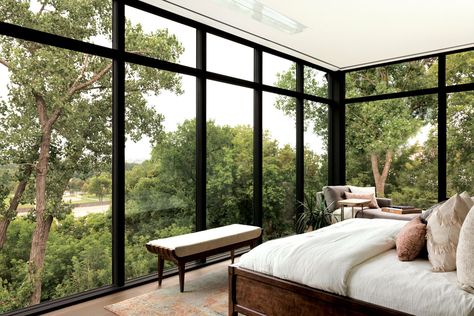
[229,265,412,316]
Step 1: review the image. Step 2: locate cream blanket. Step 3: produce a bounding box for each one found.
[238,218,406,295]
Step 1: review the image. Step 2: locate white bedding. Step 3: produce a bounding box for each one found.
[238,218,405,295]
[348,249,474,316]
[238,218,474,316]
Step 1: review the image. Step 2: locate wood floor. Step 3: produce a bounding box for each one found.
[44,260,231,316]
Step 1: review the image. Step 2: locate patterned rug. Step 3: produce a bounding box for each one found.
[104,268,228,316]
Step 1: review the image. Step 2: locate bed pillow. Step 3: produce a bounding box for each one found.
[323,186,349,212]
[396,216,427,261]
[460,191,474,209]
[420,201,445,223]
[344,191,379,209]
[348,185,376,195]
[426,194,470,272]
[457,205,474,293]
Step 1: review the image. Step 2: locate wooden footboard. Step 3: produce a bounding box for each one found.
[228,265,411,316]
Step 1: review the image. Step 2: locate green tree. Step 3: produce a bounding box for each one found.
[85,173,111,201]
[275,61,437,197]
[0,0,183,305]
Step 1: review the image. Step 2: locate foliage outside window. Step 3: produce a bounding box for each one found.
[446,51,474,86]
[0,35,113,311]
[304,66,328,98]
[345,58,438,98]
[262,93,296,239]
[304,102,328,196]
[0,0,112,47]
[345,96,438,208]
[447,92,474,195]
[207,81,253,228]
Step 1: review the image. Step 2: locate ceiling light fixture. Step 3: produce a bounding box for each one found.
[216,0,306,34]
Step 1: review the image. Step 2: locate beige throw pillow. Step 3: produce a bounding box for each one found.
[460,191,474,209]
[426,194,470,272]
[344,191,379,209]
[348,185,376,195]
[457,205,474,293]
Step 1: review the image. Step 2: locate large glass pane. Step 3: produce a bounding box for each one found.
[263,53,296,90]
[304,66,328,98]
[207,80,253,228]
[0,36,112,312]
[0,1,112,47]
[125,6,196,67]
[207,34,253,80]
[345,58,438,98]
[447,92,474,195]
[304,101,329,196]
[446,51,474,86]
[125,65,195,280]
[345,95,438,209]
[263,92,296,240]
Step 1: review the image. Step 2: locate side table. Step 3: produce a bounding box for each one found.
[338,198,371,221]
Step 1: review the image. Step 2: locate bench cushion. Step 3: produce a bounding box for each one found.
[147,224,262,257]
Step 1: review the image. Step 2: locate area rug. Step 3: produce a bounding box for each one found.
[104,268,227,316]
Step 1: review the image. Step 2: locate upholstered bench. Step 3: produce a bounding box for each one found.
[146,224,262,292]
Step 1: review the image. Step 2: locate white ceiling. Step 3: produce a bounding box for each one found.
[144,0,474,71]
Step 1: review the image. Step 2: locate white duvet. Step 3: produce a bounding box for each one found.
[238,218,406,295]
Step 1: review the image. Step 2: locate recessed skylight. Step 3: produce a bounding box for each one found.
[215,0,306,34]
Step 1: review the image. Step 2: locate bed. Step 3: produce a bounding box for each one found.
[228,219,474,316]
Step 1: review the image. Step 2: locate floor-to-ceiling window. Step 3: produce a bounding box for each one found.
[207,80,253,227]
[344,59,440,208]
[446,50,474,195]
[122,5,198,281]
[0,35,113,311]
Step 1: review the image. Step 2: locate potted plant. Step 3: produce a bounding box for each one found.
[297,193,336,232]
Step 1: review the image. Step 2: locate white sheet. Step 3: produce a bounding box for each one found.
[238,218,406,295]
[348,249,474,316]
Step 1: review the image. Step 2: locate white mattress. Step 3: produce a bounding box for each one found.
[348,249,474,316]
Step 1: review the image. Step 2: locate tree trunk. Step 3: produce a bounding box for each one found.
[29,93,61,305]
[0,166,32,249]
[28,214,53,304]
[370,151,393,197]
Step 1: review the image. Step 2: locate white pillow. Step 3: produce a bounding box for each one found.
[348,185,376,195]
[460,191,474,209]
[426,193,470,271]
[457,205,474,293]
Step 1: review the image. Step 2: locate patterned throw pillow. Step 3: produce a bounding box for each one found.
[426,194,470,272]
[457,205,474,293]
[396,216,427,261]
[344,191,379,209]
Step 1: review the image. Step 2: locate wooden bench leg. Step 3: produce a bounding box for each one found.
[178,262,185,292]
[157,255,164,287]
[230,249,235,264]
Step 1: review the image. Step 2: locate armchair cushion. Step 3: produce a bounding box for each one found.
[376,197,392,208]
[322,186,349,212]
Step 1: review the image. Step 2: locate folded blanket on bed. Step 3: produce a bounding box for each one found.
[238,218,406,296]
